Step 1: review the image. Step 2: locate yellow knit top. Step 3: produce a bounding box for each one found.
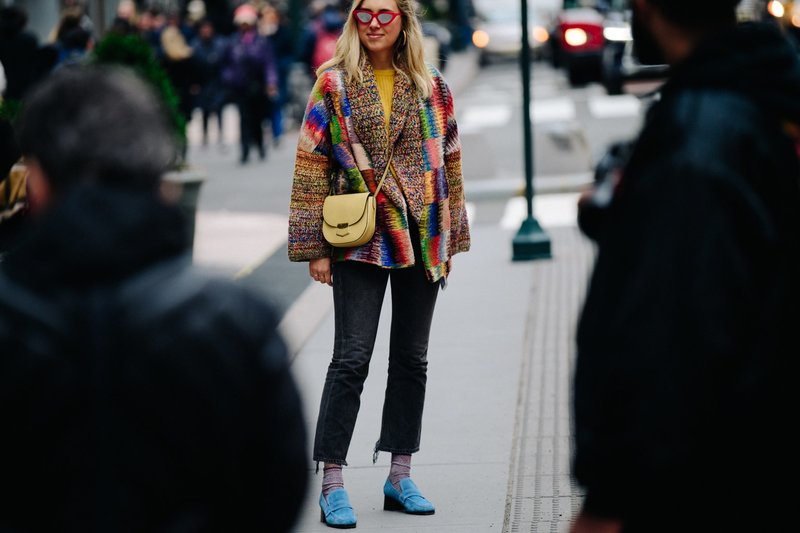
[374,69,395,128]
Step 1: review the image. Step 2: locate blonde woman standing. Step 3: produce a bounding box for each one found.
[288,0,470,528]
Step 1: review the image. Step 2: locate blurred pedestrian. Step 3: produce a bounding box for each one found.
[186,0,208,28]
[192,18,229,147]
[0,66,308,532]
[139,6,167,59]
[52,8,82,45]
[0,6,40,100]
[52,0,94,39]
[46,0,93,56]
[288,0,470,528]
[53,26,92,69]
[116,0,137,23]
[259,3,293,145]
[108,0,139,36]
[571,1,800,532]
[222,3,278,164]
[302,2,346,76]
[160,9,199,123]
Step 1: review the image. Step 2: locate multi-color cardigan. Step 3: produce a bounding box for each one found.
[288,60,470,283]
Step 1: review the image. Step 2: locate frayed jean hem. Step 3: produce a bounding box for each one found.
[373,441,420,463]
[313,458,348,474]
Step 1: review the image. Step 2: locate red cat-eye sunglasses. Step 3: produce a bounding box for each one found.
[352,10,402,26]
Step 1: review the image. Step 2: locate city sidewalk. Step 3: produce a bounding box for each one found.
[289,224,594,533]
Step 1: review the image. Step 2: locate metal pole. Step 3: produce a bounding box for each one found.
[512,0,552,261]
[288,0,304,57]
[520,0,534,221]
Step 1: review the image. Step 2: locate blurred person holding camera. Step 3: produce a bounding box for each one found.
[572,1,800,532]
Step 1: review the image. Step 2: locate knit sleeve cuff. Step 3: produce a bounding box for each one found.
[288,151,332,261]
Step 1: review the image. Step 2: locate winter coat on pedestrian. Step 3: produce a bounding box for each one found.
[288,61,470,283]
[573,22,800,531]
[221,28,278,94]
[0,9,39,100]
[0,185,307,532]
[192,32,229,112]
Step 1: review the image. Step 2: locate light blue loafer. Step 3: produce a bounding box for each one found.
[383,478,435,515]
[319,488,357,529]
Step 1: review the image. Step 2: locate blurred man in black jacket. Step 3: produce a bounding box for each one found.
[0,6,39,100]
[572,1,800,532]
[0,66,307,532]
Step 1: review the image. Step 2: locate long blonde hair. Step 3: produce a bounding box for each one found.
[316,0,433,99]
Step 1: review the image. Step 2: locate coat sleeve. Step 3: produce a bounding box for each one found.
[572,151,788,518]
[288,73,334,262]
[439,76,471,257]
[250,329,308,531]
[217,287,308,531]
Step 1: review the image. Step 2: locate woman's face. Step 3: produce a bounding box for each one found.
[354,0,403,58]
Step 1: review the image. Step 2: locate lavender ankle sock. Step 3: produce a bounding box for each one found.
[389,454,412,490]
[322,464,344,498]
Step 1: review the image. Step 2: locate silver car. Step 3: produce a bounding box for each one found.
[472,3,552,65]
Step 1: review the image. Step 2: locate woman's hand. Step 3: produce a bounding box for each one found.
[309,257,332,286]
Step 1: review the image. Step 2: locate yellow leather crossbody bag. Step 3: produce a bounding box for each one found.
[321,148,394,248]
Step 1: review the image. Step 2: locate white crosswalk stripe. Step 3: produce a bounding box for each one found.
[531,98,577,124]
[459,105,513,133]
[459,93,641,134]
[587,94,642,119]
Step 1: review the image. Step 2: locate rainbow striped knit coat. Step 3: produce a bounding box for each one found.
[288,60,470,283]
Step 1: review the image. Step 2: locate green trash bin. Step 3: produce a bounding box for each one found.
[160,169,206,254]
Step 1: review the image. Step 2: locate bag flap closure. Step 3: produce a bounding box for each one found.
[322,192,372,227]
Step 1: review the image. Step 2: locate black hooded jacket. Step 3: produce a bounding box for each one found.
[0,187,307,532]
[574,23,800,528]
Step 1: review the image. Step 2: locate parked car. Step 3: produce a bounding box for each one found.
[471,2,551,65]
[550,6,605,85]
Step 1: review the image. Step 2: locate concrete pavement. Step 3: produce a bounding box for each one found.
[289,225,593,533]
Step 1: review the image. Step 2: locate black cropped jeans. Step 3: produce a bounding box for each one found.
[312,258,440,466]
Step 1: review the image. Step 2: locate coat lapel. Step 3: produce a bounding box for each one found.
[346,61,409,210]
[388,73,413,147]
[347,61,388,159]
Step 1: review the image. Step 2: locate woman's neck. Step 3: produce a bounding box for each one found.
[368,50,393,70]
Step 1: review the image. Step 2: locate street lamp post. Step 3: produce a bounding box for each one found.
[288,0,305,56]
[512,0,552,261]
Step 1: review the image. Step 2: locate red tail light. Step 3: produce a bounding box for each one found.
[558,23,604,51]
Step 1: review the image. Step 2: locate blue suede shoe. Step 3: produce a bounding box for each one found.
[319,488,357,529]
[383,478,435,515]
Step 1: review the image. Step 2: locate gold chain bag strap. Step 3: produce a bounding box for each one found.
[321,147,394,248]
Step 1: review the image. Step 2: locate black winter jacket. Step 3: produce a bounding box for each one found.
[574,23,800,530]
[0,187,307,532]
